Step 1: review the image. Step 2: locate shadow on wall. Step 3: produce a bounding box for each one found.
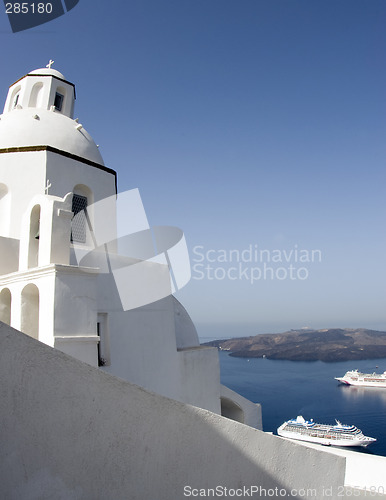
[0,322,346,500]
[221,396,245,423]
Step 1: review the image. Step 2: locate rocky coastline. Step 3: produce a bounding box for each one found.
[203,328,386,362]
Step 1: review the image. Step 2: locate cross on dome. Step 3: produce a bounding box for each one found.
[46,59,55,69]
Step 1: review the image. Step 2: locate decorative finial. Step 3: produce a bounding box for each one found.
[46,59,54,69]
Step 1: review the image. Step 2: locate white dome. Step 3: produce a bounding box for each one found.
[0,108,104,166]
[28,68,66,80]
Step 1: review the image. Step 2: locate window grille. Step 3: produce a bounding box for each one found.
[71,194,88,243]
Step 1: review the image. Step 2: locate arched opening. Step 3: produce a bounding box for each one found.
[8,86,21,111]
[28,205,41,269]
[29,82,44,108]
[0,288,11,325]
[0,183,10,235]
[21,284,39,340]
[71,185,93,245]
[221,397,245,424]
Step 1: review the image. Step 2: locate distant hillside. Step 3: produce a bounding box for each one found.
[203,328,386,362]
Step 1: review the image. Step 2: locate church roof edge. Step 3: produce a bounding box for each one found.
[9,73,76,98]
[0,145,117,193]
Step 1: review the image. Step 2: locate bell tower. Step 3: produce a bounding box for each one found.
[3,60,76,118]
[0,62,116,241]
[0,62,117,366]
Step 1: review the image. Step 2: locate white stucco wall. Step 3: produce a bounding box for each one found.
[0,149,115,242]
[0,263,100,363]
[0,323,349,500]
[286,438,386,494]
[173,297,200,348]
[0,236,19,274]
[18,193,73,270]
[53,266,98,338]
[46,152,115,203]
[0,151,47,239]
[220,383,263,430]
[103,296,183,400]
[53,265,100,366]
[98,283,222,414]
[0,265,56,345]
[177,345,222,413]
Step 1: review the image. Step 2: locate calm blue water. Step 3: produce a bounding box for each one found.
[218,350,386,457]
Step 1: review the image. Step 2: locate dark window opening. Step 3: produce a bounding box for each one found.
[14,94,19,108]
[97,322,107,366]
[54,92,64,111]
[71,194,88,243]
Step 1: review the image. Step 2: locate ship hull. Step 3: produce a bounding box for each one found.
[335,377,386,388]
[277,417,376,448]
[277,428,374,447]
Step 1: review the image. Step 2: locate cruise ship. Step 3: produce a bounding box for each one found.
[335,369,386,388]
[277,416,376,447]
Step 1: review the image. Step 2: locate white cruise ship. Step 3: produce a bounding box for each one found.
[277,416,376,447]
[335,369,386,388]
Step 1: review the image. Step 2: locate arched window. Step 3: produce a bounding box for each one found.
[0,288,11,325]
[71,185,93,245]
[28,205,41,268]
[0,183,10,235]
[21,284,39,340]
[29,82,44,108]
[8,86,21,111]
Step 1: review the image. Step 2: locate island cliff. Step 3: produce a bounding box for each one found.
[203,328,386,362]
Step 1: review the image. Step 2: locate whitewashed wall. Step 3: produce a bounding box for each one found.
[0,323,349,500]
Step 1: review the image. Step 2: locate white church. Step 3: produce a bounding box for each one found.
[0,63,259,426]
[1,64,385,500]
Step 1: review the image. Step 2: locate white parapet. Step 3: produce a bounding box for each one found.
[0,323,348,500]
[277,437,386,496]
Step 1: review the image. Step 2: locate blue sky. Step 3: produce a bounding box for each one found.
[1,1,385,338]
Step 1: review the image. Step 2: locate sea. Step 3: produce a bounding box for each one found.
[203,339,386,457]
